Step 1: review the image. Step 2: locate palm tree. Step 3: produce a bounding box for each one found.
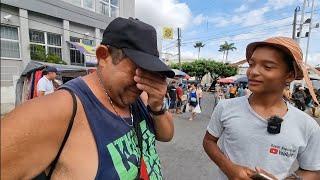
[219,41,237,63]
[218,44,227,62]
[194,41,205,60]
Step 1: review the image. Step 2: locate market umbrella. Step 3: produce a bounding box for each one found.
[217,77,235,83]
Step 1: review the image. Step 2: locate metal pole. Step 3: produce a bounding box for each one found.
[297,0,307,44]
[305,0,315,64]
[177,28,181,70]
[292,7,300,40]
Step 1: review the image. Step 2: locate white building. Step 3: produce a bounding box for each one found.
[1,0,135,114]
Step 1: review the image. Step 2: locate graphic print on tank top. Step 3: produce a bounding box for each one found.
[61,77,162,180]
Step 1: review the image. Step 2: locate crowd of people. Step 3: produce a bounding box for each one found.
[165,81,203,121]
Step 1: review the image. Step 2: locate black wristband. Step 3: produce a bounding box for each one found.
[147,105,166,116]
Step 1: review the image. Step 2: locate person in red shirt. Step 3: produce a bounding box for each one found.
[176,83,183,114]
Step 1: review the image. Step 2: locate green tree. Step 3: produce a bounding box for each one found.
[193,41,205,60]
[219,41,237,63]
[170,59,237,81]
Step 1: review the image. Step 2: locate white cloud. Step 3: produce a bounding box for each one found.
[193,14,206,25]
[209,6,270,27]
[266,0,302,10]
[135,0,192,28]
[235,5,248,13]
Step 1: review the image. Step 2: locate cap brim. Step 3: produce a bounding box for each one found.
[246,41,304,80]
[123,48,175,78]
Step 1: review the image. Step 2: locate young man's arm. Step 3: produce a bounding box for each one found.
[203,132,255,179]
[293,169,320,179]
[1,90,75,179]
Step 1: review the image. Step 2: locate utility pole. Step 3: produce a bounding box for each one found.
[292,6,300,40]
[297,0,307,44]
[305,0,315,64]
[177,28,181,70]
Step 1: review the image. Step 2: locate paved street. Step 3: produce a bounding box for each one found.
[157,92,219,180]
[157,92,320,180]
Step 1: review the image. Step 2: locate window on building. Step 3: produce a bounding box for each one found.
[83,0,94,10]
[70,37,85,65]
[99,0,119,17]
[0,25,20,59]
[29,30,62,60]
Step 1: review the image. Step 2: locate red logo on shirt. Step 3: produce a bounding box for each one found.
[269,147,279,154]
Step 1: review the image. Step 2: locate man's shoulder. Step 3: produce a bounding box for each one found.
[287,103,319,130]
[217,96,247,110]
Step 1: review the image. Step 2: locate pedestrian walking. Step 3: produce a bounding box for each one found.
[168,81,177,113]
[1,17,174,180]
[176,83,183,114]
[203,37,320,180]
[196,84,203,108]
[188,84,198,121]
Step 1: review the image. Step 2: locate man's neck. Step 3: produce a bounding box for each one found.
[44,75,50,80]
[249,91,285,109]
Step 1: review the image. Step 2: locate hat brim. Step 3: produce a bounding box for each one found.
[246,41,304,80]
[123,48,175,78]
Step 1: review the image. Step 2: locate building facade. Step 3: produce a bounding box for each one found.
[0,0,135,114]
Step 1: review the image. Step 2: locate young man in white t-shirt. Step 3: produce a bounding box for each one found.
[37,66,57,96]
[203,37,320,180]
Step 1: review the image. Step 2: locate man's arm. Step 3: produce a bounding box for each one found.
[291,168,320,179]
[1,90,75,179]
[203,132,255,179]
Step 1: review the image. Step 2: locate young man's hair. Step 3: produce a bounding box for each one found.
[256,45,294,73]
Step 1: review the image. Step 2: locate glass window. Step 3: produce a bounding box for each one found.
[99,0,110,16]
[30,44,46,60]
[1,26,19,40]
[0,25,20,59]
[70,37,84,65]
[47,33,61,46]
[1,41,20,58]
[83,0,94,9]
[48,47,62,57]
[29,30,45,44]
[111,6,119,17]
[70,0,81,6]
[82,39,95,46]
[110,0,118,7]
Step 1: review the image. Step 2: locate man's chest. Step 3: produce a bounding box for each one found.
[221,114,302,162]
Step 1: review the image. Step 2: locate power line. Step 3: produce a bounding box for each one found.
[183,9,320,43]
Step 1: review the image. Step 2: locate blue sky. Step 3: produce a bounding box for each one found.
[136,0,320,66]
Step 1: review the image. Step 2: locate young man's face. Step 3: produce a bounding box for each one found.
[246,46,294,95]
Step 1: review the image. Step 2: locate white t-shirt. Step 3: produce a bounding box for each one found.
[37,76,54,95]
[207,96,320,179]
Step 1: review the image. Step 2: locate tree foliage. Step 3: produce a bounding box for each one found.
[219,41,237,63]
[170,59,238,80]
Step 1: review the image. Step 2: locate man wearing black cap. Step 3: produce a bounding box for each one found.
[1,17,174,179]
[37,66,58,96]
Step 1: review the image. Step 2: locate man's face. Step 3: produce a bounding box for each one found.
[48,72,57,80]
[246,47,294,94]
[107,57,142,106]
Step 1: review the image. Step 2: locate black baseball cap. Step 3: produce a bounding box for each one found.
[45,66,58,73]
[101,17,175,78]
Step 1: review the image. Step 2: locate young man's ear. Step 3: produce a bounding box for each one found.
[96,45,109,66]
[285,71,295,85]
